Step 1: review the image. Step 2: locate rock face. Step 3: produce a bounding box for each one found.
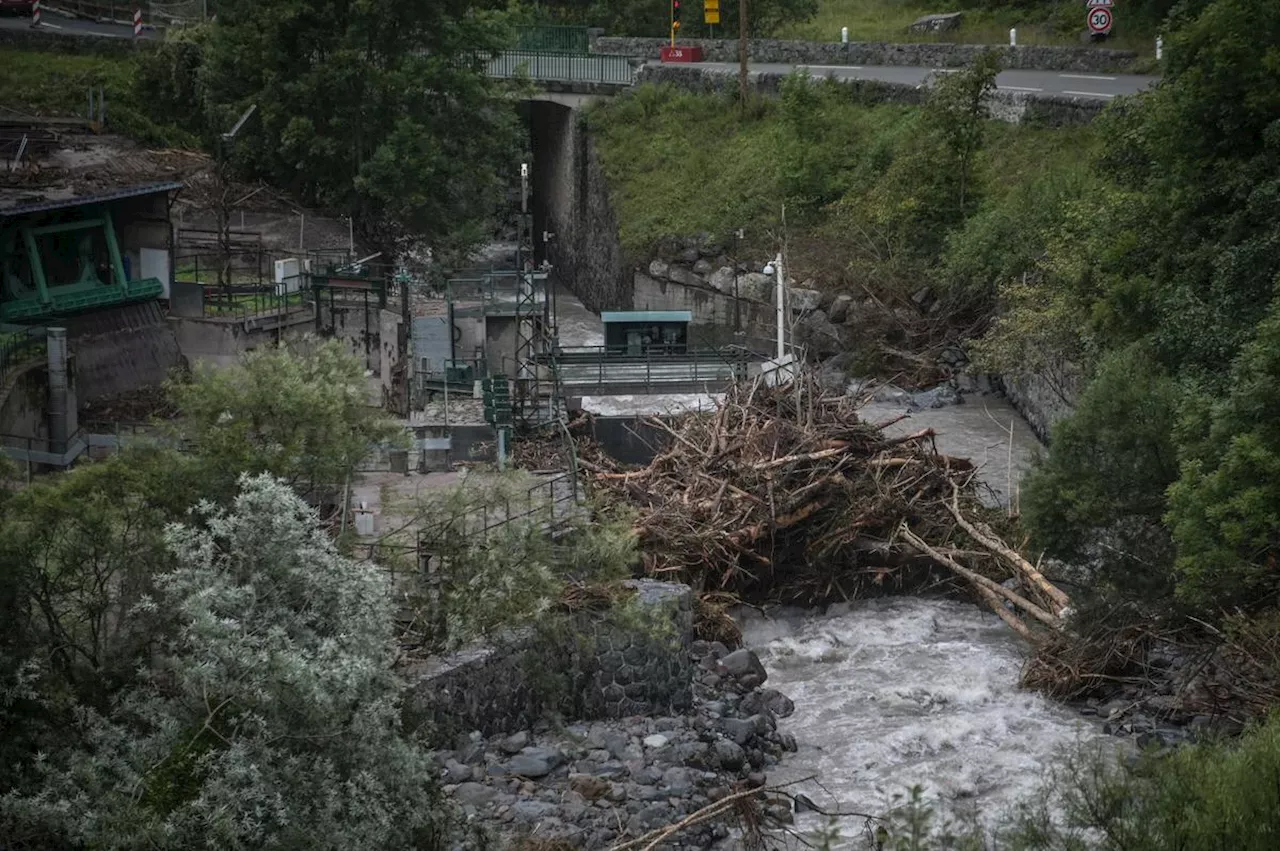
[433,639,798,849]
[909,12,963,33]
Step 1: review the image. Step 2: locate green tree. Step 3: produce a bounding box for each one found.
[2,475,450,849]
[1167,298,1280,611]
[169,339,402,503]
[925,50,1002,218]
[528,0,818,39]
[190,0,522,249]
[1022,345,1181,595]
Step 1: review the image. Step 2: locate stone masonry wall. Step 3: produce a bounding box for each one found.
[594,36,1138,73]
[635,64,1104,128]
[403,580,694,739]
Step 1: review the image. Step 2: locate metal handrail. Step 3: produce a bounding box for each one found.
[514,25,591,55]
[487,51,638,86]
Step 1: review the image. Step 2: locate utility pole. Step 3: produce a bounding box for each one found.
[738,0,749,109]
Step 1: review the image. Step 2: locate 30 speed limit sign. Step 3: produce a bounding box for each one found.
[1088,6,1113,33]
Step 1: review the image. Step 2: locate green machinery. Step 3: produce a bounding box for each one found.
[0,184,179,323]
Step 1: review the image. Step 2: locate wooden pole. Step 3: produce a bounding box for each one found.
[738,0,748,109]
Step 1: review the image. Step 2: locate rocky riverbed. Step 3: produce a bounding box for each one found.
[434,642,800,849]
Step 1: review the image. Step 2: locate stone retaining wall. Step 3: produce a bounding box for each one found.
[634,63,1104,127]
[594,36,1138,73]
[403,580,694,738]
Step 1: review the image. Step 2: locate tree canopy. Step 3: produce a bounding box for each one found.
[141,0,523,251]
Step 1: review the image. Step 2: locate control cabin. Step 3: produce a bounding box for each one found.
[601,310,691,355]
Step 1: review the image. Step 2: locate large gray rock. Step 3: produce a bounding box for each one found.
[668,265,704,288]
[508,746,565,778]
[789,288,822,313]
[648,259,671,280]
[827,294,854,323]
[909,12,963,33]
[795,311,852,356]
[720,717,757,745]
[737,272,773,302]
[719,649,768,683]
[708,265,738,294]
[498,730,530,754]
[713,739,746,771]
[454,781,500,807]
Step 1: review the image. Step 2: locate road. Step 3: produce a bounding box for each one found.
[698,61,1158,100]
[0,13,158,40]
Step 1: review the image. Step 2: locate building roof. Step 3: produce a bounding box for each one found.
[0,181,184,218]
[601,310,693,324]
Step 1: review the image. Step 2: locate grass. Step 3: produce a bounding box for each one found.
[0,47,196,146]
[586,80,1098,256]
[779,0,1160,56]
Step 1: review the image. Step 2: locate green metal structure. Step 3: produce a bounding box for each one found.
[0,183,179,323]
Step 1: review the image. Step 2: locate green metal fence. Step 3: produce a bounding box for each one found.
[487,51,637,86]
[514,25,591,55]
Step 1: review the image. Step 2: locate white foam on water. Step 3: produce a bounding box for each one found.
[744,598,1114,846]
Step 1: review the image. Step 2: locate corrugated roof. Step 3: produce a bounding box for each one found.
[0,181,184,218]
[601,310,692,324]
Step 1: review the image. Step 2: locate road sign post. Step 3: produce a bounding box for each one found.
[133,7,143,38]
[1087,3,1113,36]
[704,0,720,26]
[31,0,40,28]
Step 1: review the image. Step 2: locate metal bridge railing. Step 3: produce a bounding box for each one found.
[514,25,591,55]
[488,51,638,86]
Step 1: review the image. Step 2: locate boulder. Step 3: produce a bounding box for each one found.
[668,265,704,289]
[693,258,714,276]
[795,311,852,356]
[909,384,962,410]
[648,259,671,281]
[718,648,768,684]
[708,266,738,294]
[498,730,530,755]
[737,272,773,302]
[909,12,963,33]
[712,739,746,771]
[508,746,565,778]
[789,288,822,313]
[741,688,796,719]
[454,781,500,807]
[827,294,854,323]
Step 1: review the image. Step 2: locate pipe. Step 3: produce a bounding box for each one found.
[47,328,69,454]
[774,252,785,360]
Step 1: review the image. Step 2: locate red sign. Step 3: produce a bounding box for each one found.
[660,45,705,63]
[1087,6,1112,33]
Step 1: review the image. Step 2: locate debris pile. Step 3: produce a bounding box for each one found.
[581,373,1070,642]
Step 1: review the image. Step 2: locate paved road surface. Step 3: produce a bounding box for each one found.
[697,61,1158,100]
[0,13,157,40]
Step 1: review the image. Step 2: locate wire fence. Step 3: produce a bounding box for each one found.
[486,51,639,86]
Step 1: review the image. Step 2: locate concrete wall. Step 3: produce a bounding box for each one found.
[113,193,172,295]
[593,36,1139,73]
[0,363,50,444]
[403,580,693,738]
[67,301,183,405]
[529,101,629,314]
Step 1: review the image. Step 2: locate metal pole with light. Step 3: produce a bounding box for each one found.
[217,103,257,304]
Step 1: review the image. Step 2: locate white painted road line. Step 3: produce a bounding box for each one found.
[932,68,961,74]
[1060,74,1117,81]
[799,65,863,71]
[999,85,1044,92]
[1063,90,1117,98]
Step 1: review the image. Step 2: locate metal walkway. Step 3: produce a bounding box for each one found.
[487,51,639,87]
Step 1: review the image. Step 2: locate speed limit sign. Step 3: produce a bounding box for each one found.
[1088,6,1113,33]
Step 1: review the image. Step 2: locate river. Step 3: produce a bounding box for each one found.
[740,394,1112,847]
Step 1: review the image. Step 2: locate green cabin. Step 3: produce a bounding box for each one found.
[0,182,180,323]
